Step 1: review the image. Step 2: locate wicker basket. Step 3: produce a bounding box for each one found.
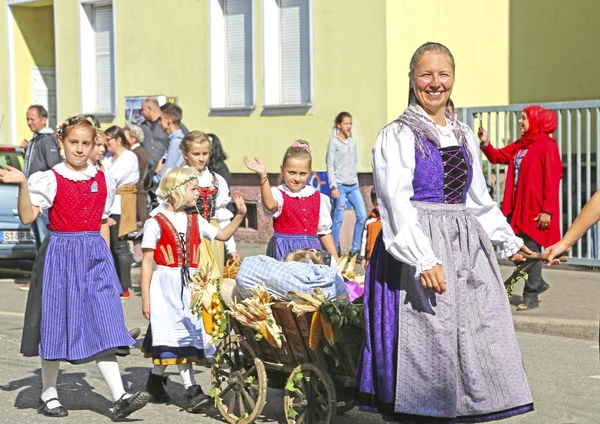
[223,258,242,279]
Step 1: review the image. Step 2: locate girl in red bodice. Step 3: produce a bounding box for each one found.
[140,167,246,411]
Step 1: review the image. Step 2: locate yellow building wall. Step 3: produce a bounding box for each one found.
[509,0,600,103]
[105,0,388,173]
[0,4,8,145]
[385,0,510,121]
[12,5,55,143]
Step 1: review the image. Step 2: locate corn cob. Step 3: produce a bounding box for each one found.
[309,312,322,350]
[320,314,335,346]
[258,323,280,348]
[202,306,214,334]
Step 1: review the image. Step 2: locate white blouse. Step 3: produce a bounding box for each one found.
[141,210,219,250]
[102,150,139,216]
[197,169,237,254]
[28,162,116,220]
[372,120,522,276]
[259,184,333,235]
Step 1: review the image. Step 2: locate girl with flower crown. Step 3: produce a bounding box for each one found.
[244,140,339,261]
[0,116,149,420]
[140,167,246,410]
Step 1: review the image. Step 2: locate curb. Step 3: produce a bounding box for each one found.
[512,315,599,341]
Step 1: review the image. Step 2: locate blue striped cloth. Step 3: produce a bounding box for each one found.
[235,255,348,301]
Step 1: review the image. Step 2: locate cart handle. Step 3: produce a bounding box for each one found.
[521,252,568,262]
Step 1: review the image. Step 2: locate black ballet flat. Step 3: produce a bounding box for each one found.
[37,397,68,417]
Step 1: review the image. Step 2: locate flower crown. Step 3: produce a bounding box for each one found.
[164,172,199,200]
[54,115,101,140]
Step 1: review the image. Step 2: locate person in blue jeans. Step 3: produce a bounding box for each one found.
[326,111,366,257]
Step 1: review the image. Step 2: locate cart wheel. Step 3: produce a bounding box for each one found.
[336,400,355,414]
[211,335,267,424]
[284,363,336,424]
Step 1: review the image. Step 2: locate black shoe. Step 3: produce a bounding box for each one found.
[186,385,210,412]
[146,372,170,403]
[348,250,359,259]
[128,327,141,340]
[111,391,149,419]
[516,300,539,311]
[538,281,550,295]
[37,398,68,417]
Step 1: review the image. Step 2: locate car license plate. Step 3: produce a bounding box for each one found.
[0,230,34,244]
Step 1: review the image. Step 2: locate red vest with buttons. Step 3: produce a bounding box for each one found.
[153,213,201,268]
[48,169,107,232]
[273,190,321,235]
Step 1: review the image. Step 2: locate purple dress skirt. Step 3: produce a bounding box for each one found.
[21,231,135,363]
[354,143,533,423]
[266,232,322,261]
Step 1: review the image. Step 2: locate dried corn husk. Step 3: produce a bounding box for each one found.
[288,289,337,349]
[189,265,227,344]
[227,285,283,348]
[223,258,241,279]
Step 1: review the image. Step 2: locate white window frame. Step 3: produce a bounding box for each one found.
[209,0,256,115]
[78,0,117,118]
[262,0,313,114]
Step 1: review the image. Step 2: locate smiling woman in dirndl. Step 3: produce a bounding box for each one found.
[354,42,535,423]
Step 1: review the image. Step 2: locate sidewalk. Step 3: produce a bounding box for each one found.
[232,242,600,341]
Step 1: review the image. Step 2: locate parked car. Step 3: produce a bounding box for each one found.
[0,144,35,268]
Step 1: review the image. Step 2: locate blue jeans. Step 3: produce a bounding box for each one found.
[331,184,366,252]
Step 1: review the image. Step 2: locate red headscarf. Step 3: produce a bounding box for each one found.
[518,105,551,148]
[539,109,558,135]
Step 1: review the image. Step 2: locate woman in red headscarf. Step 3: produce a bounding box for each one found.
[478,105,562,311]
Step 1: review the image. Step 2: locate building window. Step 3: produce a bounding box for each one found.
[243,203,258,230]
[263,0,312,108]
[79,1,116,116]
[209,0,254,110]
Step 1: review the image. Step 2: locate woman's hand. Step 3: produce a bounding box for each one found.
[534,212,552,230]
[509,244,534,262]
[331,187,340,200]
[420,264,447,294]
[477,127,489,145]
[0,165,27,185]
[154,160,165,175]
[233,191,247,216]
[544,240,571,265]
[229,252,241,262]
[243,156,267,178]
[107,217,117,226]
[142,299,150,320]
[361,258,367,271]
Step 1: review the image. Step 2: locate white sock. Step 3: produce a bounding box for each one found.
[96,356,127,402]
[152,364,167,376]
[40,359,61,409]
[177,363,196,389]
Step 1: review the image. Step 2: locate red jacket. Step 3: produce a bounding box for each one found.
[480,106,562,247]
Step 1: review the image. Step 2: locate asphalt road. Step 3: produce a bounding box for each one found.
[0,277,598,423]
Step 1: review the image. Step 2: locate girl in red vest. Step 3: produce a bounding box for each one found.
[140,167,246,411]
[478,105,562,311]
[244,140,339,262]
[0,116,148,419]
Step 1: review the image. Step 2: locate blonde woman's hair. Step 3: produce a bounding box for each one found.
[180,130,211,154]
[158,167,198,209]
[284,249,324,265]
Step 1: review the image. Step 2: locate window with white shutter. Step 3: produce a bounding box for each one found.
[79,1,116,116]
[210,0,254,111]
[263,0,312,109]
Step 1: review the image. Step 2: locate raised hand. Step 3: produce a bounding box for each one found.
[477,127,489,144]
[0,165,26,185]
[243,156,267,177]
[233,191,247,216]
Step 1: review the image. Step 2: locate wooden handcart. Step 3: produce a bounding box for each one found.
[210,301,363,424]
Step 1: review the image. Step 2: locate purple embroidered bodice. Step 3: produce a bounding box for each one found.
[412,138,472,204]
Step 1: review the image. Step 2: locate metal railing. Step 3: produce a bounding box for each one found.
[458,100,600,267]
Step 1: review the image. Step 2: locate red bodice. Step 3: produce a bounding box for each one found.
[48,170,107,232]
[272,190,321,235]
[153,213,201,268]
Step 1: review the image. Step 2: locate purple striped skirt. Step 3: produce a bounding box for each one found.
[38,230,134,362]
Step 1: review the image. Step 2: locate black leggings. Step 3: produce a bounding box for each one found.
[109,215,132,292]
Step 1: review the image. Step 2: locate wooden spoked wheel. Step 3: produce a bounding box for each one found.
[283,363,337,424]
[211,335,267,424]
